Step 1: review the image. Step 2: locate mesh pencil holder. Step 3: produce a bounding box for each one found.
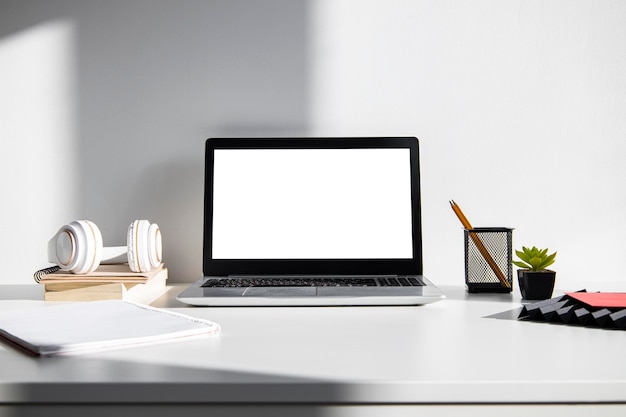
[464,227,513,293]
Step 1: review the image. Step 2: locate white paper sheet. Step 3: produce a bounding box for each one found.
[0,300,220,356]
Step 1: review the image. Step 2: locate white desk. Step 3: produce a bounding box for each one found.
[1,284,625,417]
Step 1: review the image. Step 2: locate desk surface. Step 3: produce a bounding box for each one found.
[1,284,625,413]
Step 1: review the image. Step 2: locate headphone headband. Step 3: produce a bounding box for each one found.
[48,219,162,274]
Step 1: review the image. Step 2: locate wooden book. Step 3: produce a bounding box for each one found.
[41,265,168,304]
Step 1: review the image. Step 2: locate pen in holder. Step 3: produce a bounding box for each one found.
[464,227,513,293]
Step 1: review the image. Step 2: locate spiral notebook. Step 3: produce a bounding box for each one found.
[0,300,220,356]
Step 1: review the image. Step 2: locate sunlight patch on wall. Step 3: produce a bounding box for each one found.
[0,20,77,283]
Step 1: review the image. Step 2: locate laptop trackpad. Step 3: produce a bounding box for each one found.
[242,287,317,297]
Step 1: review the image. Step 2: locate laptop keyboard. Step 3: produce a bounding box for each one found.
[201,276,425,288]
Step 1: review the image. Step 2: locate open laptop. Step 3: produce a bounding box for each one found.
[177,137,445,306]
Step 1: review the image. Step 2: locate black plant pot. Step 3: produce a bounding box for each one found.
[517,270,556,300]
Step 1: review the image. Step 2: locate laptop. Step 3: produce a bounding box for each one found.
[177,137,445,306]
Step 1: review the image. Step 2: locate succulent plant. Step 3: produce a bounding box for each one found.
[513,246,557,272]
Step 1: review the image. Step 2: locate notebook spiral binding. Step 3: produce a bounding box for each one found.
[33,266,61,283]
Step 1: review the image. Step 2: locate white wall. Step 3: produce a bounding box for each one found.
[308,0,626,288]
[1,0,625,290]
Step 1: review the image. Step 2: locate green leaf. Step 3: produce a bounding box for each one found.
[513,260,530,269]
[528,256,542,270]
[538,251,557,270]
[515,249,530,263]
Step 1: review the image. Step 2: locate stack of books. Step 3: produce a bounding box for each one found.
[38,264,168,304]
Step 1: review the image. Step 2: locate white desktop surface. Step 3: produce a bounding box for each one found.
[1,284,625,416]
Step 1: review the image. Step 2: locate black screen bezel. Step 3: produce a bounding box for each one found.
[203,137,423,276]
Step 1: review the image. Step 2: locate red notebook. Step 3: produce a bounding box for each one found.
[566,292,626,309]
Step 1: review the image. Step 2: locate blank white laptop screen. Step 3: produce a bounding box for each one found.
[211,148,413,260]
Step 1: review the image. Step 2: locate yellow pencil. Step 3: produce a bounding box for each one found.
[449,200,510,288]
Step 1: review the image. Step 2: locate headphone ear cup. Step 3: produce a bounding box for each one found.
[72,220,102,274]
[147,223,163,268]
[50,220,102,274]
[127,220,154,273]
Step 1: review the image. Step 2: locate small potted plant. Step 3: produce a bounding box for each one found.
[513,246,557,300]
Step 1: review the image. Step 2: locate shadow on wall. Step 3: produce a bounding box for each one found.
[125,158,204,283]
[2,0,311,282]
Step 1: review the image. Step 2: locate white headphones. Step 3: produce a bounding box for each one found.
[47,220,162,274]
